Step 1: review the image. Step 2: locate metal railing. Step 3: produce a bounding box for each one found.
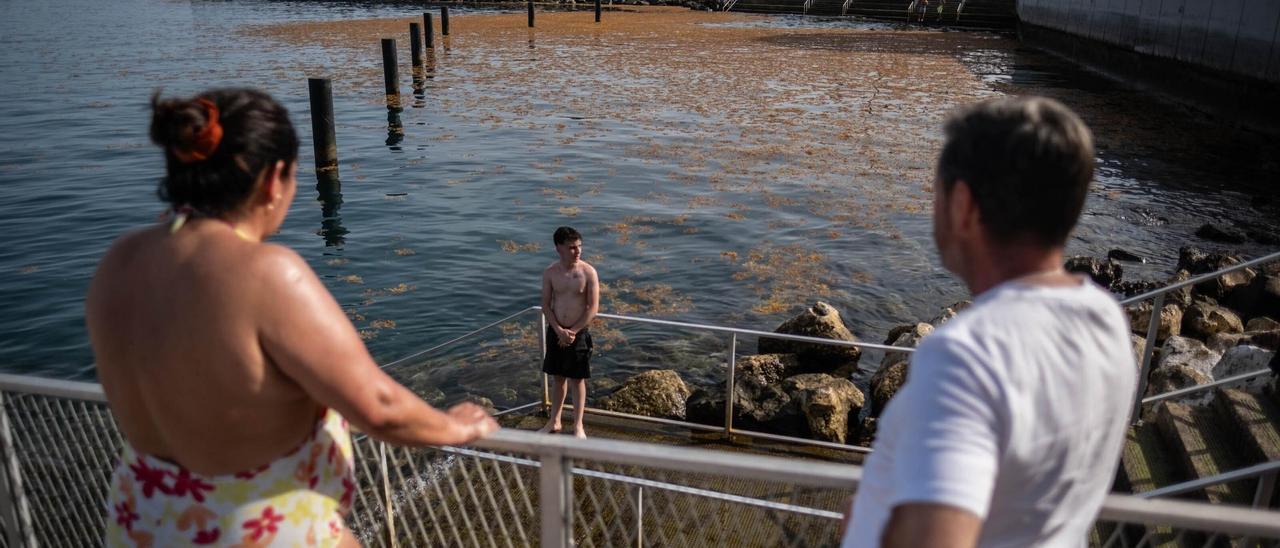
[2,374,1280,547]
[1120,250,1280,422]
[378,305,908,453]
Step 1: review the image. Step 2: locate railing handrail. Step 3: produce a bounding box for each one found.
[1117,250,1280,306]
[380,306,540,369]
[1141,368,1275,405]
[3,374,1280,539]
[587,308,912,353]
[1137,460,1280,499]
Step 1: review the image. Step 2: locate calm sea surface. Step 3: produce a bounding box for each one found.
[2,0,1277,405]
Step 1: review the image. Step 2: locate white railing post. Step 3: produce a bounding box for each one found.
[724,333,737,438]
[540,314,550,413]
[1253,472,1276,509]
[378,442,397,547]
[0,392,36,548]
[540,451,574,547]
[1131,293,1165,423]
[634,486,644,548]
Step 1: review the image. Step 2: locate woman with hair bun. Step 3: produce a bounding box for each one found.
[86,89,497,547]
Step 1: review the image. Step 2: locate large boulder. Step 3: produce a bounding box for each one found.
[1177,247,1255,301]
[1211,345,1275,391]
[786,374,864,444]
[757,302,862,372]
[600,370,691,420]
[1145,364,1212,399]
[867,322,933,417]
[1065,256,1123,288]
[1157,336,1222,379]
[686,382,802,433]
[1126,302,1183,341]
[869,360,908,418]
[1261,274,1280,320]
[735,354,800,389]
[1114,270,1192,308]
[1206,329,1280,354]
[1246,317,1280,332]
[1195,223,1248,244]
[854,416,877,447]
[1181,301,1244,340]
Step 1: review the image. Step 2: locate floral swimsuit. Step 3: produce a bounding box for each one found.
[105,409,356,547]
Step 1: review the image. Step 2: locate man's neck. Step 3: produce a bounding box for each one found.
[962,245,1068,297]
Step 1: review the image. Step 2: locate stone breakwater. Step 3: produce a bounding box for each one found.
[598,245,1280,446]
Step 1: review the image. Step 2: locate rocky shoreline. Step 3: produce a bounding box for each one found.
[596,241,1280,447]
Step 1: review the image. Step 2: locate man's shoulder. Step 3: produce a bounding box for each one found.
[579,261,598,277]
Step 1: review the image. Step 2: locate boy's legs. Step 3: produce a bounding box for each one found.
[570,378,588,438]
[539,375,569,433]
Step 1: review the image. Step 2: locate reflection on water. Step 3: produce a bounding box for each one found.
[385,108,404,149]
[316,170,347,248]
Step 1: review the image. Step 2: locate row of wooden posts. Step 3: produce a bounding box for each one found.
[306,2,605,174]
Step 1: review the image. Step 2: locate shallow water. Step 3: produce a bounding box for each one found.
[1,0,1277,404]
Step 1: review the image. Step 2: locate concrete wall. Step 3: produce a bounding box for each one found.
[1018,0,1280,83]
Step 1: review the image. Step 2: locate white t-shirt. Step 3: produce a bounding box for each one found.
[843,278,1136,548]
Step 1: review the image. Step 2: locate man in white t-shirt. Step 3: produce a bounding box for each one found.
[842,96,1137,548]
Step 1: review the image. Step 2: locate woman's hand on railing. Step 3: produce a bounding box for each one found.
[447,402,500,444]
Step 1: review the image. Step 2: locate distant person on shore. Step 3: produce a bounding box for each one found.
[87,89,496,547]
[915,0,930,22]
[840,97,1136,547]
[537,226,599,439]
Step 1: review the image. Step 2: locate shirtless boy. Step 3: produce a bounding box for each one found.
[537,226,599,438]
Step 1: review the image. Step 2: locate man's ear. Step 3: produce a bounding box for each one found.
[949,179,981,239]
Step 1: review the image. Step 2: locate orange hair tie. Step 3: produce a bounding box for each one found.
[172,98,223,163]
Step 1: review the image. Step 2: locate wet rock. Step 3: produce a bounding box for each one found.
[869,360,908,418]
[1125,302,1183,341]
[1108,248,1145,263]
[880,322,933,368]
[1182,301,1244,340]
[1157,336,1222,379]
[1177,247,1255,301]
[927,300,971,327]
[1246,317,1280,332]
[1065,256,1123,288]
[1212,346,1275,391]
[1261,275,1280,320]
[735,354,800,389]
[757,302,862,372]
[866,322,932,417]
[1195,223,1248,244]
[854,416,877,447]
[1114,270,1192,308]
[600,370,691,420]
[786,374,864,444]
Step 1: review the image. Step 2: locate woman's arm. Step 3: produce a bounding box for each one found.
[254,245,496,446]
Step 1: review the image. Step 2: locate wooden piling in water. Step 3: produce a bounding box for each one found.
[307,78,338,173]
[441,7,450,36]
[381,38,399,103]
[595,0,601,22]
[423,13,435,49]
[409,23,423,67]
[527,0,535,27]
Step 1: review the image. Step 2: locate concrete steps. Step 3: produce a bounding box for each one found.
[1156,401,1255,505]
